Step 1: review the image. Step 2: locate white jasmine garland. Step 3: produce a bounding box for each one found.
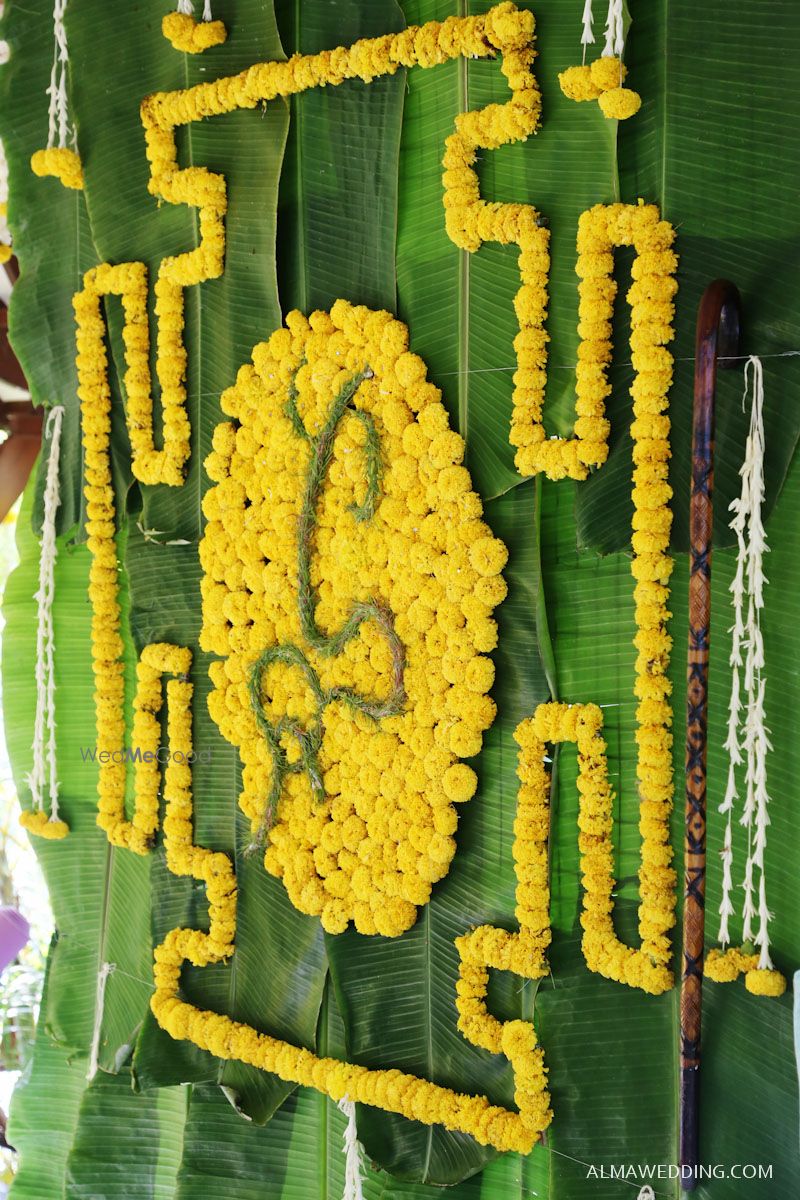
[717,357,775,970]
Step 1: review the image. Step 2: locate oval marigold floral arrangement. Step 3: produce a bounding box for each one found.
[199,299,508,938]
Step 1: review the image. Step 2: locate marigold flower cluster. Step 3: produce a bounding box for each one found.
[454,716,554,1141]
[199,300,508,938]
[162,12,227,54]
[705,947,787,998]
[30,147,84,190]
[19,810,69,840]
[558,56,641,121]
[149,646,539,1156]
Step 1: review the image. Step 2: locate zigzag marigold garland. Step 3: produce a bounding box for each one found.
[69,3,545,507]
[143,655,550,1155]
[455,715,554,1137]
[514,202,678,481]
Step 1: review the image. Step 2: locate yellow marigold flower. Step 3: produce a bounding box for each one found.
[31,147,84,190]
[589,56,627,92]
[199,301,506,937]
[20,810,69,840]
[469,535,509,577]
[598,87,642,120]
[162,13,228,54]
[745,968,787,997]
[442,763,478,803]
[558,64,601,102]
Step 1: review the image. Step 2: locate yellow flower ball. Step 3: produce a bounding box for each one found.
[442,763,478,803]
[598,87,642,121]
[469,536,509,577]
[589,55,627,92]
[558,65,600,102]
[744,968,787,997]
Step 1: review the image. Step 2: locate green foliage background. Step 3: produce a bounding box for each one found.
[0,1,798,1197]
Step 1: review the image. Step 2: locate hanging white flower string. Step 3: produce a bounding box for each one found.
[175,0,216,19]
[30,0,82,189]
[26,407,65,831]
[580,0,595,63]
[717,357,775,969]
[47,0,74,150]
[603,0,625,58]
[338,1097,366,1200]
[87,961,116,1081]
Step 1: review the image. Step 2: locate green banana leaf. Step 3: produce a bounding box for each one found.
[4,958,88,1199]
[0,0,99,539]
[2,0,799,1197]
[576,0,800,554]
[275,0,406,314]
[124,529,327,1123]
[65,1074,188,1200]
[65,0,289,545]
[2,487,155,1071]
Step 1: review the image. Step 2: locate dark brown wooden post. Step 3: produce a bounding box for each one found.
[679,279,741,1190]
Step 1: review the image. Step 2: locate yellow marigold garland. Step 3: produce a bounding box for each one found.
[72,144,227,488]
[30,147,84,191]
[74,261,199,487]
[454,716,554,1139]
[146,653,542,1155]
[514,202,677,481]
[19,810,69,840]
[74,261,194,850]
[501,205,678,988]
[162,12,227,54]
[525,703,671,994]
[199,301,508,937]
[705,948,787,998]
[558,56,641,121]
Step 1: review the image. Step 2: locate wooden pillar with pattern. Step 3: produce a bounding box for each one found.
[679,279,741,1189]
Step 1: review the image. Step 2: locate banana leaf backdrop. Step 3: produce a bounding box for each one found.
[1,1,798,1197]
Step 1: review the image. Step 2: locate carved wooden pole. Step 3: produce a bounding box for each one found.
[680,279,741,1190]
